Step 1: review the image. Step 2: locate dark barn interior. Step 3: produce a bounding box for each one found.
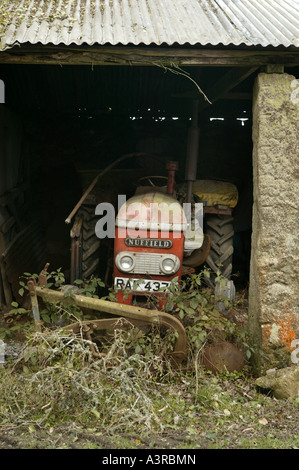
[0,62,261,304]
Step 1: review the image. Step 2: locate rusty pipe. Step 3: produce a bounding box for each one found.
[166,161,179,195]
[185,99,200,205]
[65,153,165,225]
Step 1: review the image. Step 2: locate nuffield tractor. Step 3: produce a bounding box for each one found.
[28,116,238,367]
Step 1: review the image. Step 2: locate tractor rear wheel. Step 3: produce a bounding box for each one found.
[78,205,101,279]
[204,214,234,287]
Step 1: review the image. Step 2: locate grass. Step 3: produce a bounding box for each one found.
[0,326,298,450]
[0,271,297,450]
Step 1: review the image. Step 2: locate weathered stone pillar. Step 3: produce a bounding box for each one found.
[249,72,299,373]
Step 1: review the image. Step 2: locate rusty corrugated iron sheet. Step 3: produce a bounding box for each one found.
[0,0,298,51]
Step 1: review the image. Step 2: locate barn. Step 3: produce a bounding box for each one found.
[0,0,298,371]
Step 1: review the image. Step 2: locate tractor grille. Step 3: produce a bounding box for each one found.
[132,253,164,275]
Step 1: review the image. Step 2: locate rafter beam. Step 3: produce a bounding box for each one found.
[0,46,299,67]
[198,67,258,111]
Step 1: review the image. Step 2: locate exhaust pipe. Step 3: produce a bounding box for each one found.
[185,99,200,204]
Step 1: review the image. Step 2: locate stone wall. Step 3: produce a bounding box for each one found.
[249,72,299,372]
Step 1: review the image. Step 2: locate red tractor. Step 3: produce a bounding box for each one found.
[67,106,238,307]
[67,156,237,307]
[113,165,188,305]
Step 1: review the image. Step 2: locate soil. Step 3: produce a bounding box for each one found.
[0,376,298,450]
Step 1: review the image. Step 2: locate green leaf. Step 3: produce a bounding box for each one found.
[184,307,195,315]
[205,432,217,440]
[91,409,100,419]
[11,301,18,308]
[190,297,199,309]
[23,365,30,374]
[166,300,175,310]
[17,308,27,314]
[31,355,37,365]
[51,314,59,324]
[41,313,51,324]
[186,427,197,436]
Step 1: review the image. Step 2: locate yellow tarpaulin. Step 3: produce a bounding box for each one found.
[192,180,238,208]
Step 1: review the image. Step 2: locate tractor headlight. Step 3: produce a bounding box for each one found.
[161,258,175,273]
[160,255,180,275]
[116,254,134,272]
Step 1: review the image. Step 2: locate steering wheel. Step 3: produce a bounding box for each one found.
[137,176,169,187]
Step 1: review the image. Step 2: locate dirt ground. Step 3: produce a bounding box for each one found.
[0,375,298,450]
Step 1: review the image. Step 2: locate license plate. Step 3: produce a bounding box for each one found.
[114,277,170,293]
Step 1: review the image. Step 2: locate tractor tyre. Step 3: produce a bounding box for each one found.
[78,205,101,279]
[204,214,234,287]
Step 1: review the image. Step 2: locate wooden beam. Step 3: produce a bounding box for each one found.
[221,92,252,100]
[0,46,298,67]
[198,67,257,111]
[260,64,285,73]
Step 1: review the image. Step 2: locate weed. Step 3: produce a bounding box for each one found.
[0,268,278,449]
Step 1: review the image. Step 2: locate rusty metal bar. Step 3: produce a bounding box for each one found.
[27,280,42,332]
[33,284,187,366]
[70,215,83,283]
[64,317,186,366]
[65,153,164,225]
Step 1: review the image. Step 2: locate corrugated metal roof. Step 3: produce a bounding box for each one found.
[0,0,298,51]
